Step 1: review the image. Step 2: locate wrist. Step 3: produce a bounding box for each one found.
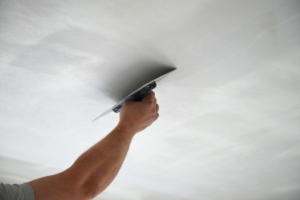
[115,122,137,137]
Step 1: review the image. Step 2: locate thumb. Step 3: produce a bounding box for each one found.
[123,99,134,107]
[142,91,155,103]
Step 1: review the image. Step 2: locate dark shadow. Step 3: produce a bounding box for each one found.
[101,60,176,102]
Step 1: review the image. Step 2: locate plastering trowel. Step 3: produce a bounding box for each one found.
[93,69,175,121]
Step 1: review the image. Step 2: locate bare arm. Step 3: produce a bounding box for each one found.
[29,91,159,200]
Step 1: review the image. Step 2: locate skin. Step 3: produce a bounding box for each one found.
[29,91,159,200]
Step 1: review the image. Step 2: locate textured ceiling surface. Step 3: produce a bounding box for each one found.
[1,0,300,199]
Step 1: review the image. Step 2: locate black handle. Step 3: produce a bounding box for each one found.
[113,82,157,113]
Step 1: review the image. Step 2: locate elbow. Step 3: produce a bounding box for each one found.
[69,163,118,199]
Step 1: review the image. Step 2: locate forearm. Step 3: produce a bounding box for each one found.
[29,93,158,200]
[69,124,136,198]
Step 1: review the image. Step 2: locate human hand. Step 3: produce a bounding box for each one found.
[118,91,159,134]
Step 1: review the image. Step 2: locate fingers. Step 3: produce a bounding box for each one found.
[156,113,159,120]
[143,92,159,119]
[143,91,155,103]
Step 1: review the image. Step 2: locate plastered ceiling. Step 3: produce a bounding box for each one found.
[1,0,300,199]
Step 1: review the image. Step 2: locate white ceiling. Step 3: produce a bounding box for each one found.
[1,0,300,199]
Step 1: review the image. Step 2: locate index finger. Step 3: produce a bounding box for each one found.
[142,91,155,103]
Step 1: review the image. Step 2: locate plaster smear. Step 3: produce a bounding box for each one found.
[1,0,300,200]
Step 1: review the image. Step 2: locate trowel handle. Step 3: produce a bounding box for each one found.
[129,82,156,101]
[113,82,157,113]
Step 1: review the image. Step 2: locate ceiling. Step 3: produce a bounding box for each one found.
[1,0,300,199]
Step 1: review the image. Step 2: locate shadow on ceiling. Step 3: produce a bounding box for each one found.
[100,60,176,102]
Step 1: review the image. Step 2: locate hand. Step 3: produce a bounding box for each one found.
[118,91,159,134]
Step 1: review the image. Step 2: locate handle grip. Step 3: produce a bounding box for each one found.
[113,82,157,113]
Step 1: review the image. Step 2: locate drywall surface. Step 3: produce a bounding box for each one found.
[1,0,300,199]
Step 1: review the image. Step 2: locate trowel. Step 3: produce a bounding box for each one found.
[93,69,175,121]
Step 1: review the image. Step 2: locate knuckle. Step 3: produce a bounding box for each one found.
[149,92,155,99]
[124,99,132,105]
[149,91,155,96]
